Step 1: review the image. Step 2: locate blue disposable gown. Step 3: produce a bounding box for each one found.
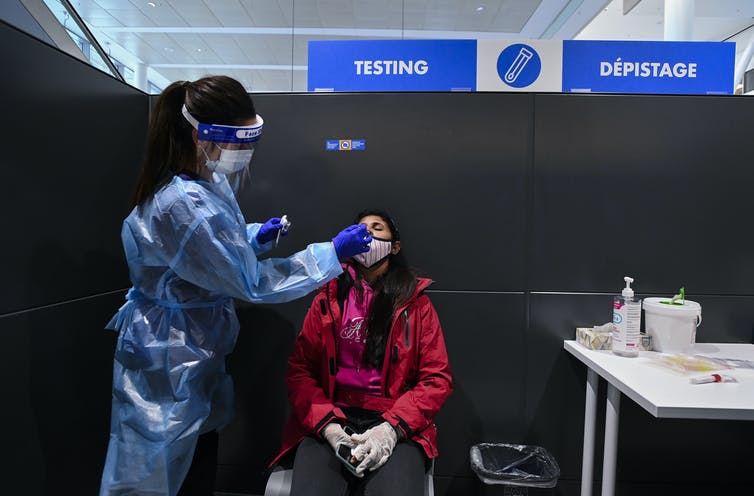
[100,174,342,495]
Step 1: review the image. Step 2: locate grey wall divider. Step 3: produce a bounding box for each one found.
[0,19,147,495]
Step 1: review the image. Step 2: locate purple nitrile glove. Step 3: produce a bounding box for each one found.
[256,217,287,244]
[332,224,371,259]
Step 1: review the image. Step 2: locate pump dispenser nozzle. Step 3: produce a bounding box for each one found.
[622,276,634,299]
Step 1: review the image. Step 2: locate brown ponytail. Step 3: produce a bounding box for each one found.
[131,76,257,206]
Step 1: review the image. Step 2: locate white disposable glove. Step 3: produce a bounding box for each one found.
[322,423,356,452]
[350,422,398,474]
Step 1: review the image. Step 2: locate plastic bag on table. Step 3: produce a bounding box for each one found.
[648,354,733,374]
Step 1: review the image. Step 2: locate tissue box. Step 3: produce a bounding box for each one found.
[576,327,612,350]
[576,327,652,351]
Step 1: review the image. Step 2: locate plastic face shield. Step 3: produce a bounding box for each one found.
[182,105,263,176]
[182,104,263,146]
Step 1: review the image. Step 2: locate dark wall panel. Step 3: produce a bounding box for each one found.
[531,94,754,295]
[1,312,44,495]
[0,21,146,314]
[219,301,303,492]
[0,292,121,494]
[429,293,526,480]
[526,294,596,483]
[238,92,531,292]
[0,20,148,495]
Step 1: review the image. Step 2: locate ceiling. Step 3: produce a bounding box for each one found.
[51,0,754,93]
[57,0,610,92]
[579,0,754,42]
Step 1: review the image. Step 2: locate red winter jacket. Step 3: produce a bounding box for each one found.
[271,273,453,465]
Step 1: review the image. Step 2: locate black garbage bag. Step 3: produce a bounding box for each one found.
[469,443,560,488]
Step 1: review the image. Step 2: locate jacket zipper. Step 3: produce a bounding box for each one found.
[384,307,410,397]
[403,309,410,348]
[321,287,338,379]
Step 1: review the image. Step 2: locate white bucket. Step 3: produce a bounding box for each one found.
[642,297,702,353]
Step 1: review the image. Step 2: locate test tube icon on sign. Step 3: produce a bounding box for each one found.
[504,47,534,84]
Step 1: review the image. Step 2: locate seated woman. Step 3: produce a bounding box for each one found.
[270,209,453,496]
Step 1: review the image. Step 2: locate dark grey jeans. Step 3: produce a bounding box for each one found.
[290,435,427,496]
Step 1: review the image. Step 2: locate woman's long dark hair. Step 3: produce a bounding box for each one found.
[338,209,417,368]
[132,76,257,206]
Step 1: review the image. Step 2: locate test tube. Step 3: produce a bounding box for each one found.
[505,47,533,83]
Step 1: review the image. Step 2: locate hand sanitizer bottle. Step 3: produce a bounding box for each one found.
[612,276,641,357]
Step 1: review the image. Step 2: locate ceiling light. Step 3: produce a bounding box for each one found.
[147,2,158,7]
[476,6,485,12]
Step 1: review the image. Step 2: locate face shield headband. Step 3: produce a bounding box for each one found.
[181,105,263,144]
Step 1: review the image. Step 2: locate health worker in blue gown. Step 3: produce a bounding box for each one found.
[99,75,371,496]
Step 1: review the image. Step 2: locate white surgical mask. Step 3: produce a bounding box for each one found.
[203,145,254,175]
[353,236,393,268]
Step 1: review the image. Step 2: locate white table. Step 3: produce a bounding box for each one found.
[564,340,754,496]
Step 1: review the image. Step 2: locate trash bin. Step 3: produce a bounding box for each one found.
[470,443,560,491]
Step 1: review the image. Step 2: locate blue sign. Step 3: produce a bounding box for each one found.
[497,43,542,88]
[562,40,734,95]
[326,139,366,151]
[308,40,477,92]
